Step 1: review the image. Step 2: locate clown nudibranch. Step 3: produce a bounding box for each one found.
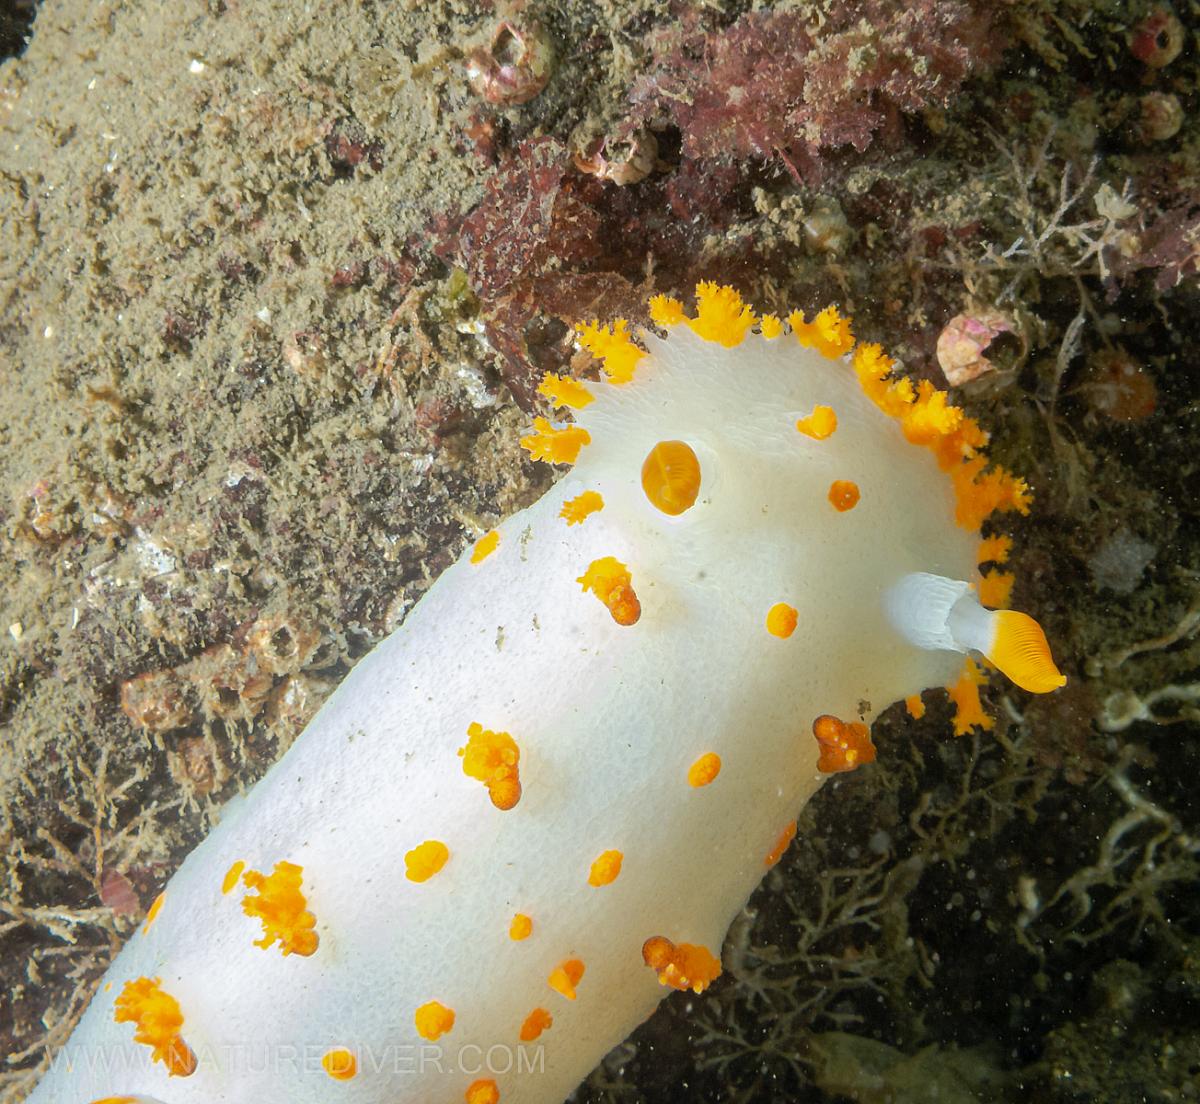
[33,283,1064,1104]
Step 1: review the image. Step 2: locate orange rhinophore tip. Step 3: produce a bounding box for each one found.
[989,610,1067,694]
[578,556,641,626]
[642,440,701,516]
[547,958,585,1000]
[241,861,319,957]
[112,977,197,1077]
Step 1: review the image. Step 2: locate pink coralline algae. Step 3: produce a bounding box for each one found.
[627,2,1003,180]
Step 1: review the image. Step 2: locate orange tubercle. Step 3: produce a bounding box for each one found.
[765,820,797,867]
[904,694,926,719]
[537,372,594,409]
[687,752,722,788]
[415,1000,456,1041]
[560,490,604,525]
[470,530,500,564]
[575,318,644,383]
[588,849,624,887]
[520,1007,553,1041]
[687,281,757,346]
[978,534,1013,565]
[547,958,585,1000]
[322,1047,357,1081]
[520,417,591,465]
[796,404,838,440]
[466,1079,501,1104]
[978,570,1015,608]
[766,602,798,638]
[947,659,996,735]
[405,840,450,883]
[113,977,196,1077]
[459,722,521,810]
[641,935,722,993]
[509,913,533,941]
[828,480,861,512]
[812,714,877,773]
[578,556,641,626]
[142,891,165,933]
[789,305,855,359]
[222,860,245,894]
[241,861,319,956]
[648,294,686,326]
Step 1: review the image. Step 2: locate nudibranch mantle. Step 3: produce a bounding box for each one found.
[32,285,1062,1104]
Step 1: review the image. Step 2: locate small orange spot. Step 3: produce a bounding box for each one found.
[560,490,604,525]
[113,977,196,1077]
[578,556,641,626]
[641,936,722,993]
[642,440,702,516]
[547,958,585,1000]
[142,891,165,933]
[405,840,450,883]
[415,1000,456,1041]
[88,1098,138,1104]
[766,602,798,638]
[520,1007,553,1041]
[812,714,877,773]
[322,1047,357,1081]
[222,860,245,895]
[828,480,860,511]
[509,913,533,941]
[764,821,797,867]
[470,530,500,564]
[588,850,623,887]
[687,752,722,788]
[537,372,594,409]
[796,405,837,440]
[904,694,926,719]
[241,861,319,956]
[466,1079,501,1104]
[459,722,521,810]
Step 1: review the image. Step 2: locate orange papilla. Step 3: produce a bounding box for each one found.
[811,714,876,773]
[241,861,318,957]
[113,977,197,1077]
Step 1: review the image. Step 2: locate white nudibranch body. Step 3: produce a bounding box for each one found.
[33,284,1064,1104]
